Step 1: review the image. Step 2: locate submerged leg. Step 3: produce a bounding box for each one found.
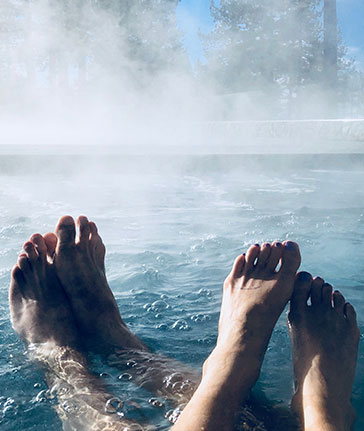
[46,216,201,404]
[172,241,301,431]
[288,272,359,431]
[44,215,147,353]
[9,236,148,431]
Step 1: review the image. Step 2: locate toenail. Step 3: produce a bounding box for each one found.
[254,243,260,247]
[60,216,74,225]
[284,241,296,249]
[275,242,282,247]
[298,272,312,281]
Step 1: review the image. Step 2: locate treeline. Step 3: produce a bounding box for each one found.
[0,0,363,119]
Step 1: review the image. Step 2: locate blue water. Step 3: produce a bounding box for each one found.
[0,153,363,430]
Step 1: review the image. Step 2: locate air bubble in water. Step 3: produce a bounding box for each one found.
[105,397,124,414]
[118,373,132,381]
[197,288,212,297]
[148,398,164,408]
[171,319,190,331]
[165,406,183,424]
[62,400,79,413]
[150,299,168,312]
[3,398,18,417]
[35,390,48,403]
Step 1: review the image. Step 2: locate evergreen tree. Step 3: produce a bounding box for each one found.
[201,0,324,116]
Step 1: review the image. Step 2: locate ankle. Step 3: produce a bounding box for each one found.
[294,397,355,431]
[202,346,261,392]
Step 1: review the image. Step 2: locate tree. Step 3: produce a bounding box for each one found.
[201,0,324,117]
[323,0,338,88]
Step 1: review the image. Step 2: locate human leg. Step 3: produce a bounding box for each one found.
[172,241,301,431]
[288,272,359,431]
[43,216,201,404]
[9,237,148,431]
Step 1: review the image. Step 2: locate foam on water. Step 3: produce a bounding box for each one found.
[0,153,363,430]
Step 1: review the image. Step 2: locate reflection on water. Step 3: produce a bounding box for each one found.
[0,154,363,430]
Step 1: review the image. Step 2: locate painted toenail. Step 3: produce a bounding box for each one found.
[284,241,296,249]
[298,272,312,281]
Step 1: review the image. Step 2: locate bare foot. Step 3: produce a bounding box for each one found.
[206,241,301,387]
[44,215,147,353]
[9,235,79,348]
[173,242,301,431]
[288,272,360,431]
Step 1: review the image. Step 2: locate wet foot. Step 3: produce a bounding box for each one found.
[288,272,360,431]
[9,235,79,348]
[44,215,147,353]
[205,241,301,387]
[173,242,301,431]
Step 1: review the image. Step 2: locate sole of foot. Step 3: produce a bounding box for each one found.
[9,234,79,348]
[288,272,360,431]
[204,241,301,394]
[44,215,147,353]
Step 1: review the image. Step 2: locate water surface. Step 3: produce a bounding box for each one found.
[0,153,363,430]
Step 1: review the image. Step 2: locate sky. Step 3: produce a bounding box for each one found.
[177,0,364,70]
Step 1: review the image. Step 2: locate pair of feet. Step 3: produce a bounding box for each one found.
[9,215,146,353]
[9,216,359,431]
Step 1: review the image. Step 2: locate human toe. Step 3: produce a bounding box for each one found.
[321,283,333,308]
[230,254,246,278]
[31,234,47,262]
[23,241,39,264]
[77,215,90,248]
[310,277,324,306]
[289,271,312,316]
[9,265,25,296]
[44,232,57,258]
[255,243,271,270]
[344,303,358,327]
[243,244,260,273]
[333,290,346,313]
[56,215,76,249]
[265,241,283,272]
[279,241,301,276]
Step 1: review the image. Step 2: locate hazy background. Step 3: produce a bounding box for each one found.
[0,0,363,148]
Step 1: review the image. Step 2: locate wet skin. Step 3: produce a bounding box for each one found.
[9,234,79,348]
[8,217,359,431]
[43,215,147,353]
[288,272,360,431]
[173,241,302,431]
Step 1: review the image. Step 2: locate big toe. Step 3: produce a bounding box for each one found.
[279,241,301,276]
[289,271,312,318]
[56,216,76,250]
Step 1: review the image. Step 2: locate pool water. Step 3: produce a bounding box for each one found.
[0,153,363,430]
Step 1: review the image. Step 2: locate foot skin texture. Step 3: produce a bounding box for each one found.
[173,242,301,431]
[205,241,301,393]
[9,235,79,348]
[44,215,147,353]
[288,272,360,431]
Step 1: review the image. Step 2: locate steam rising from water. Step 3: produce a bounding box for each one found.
[1,0,361,151]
